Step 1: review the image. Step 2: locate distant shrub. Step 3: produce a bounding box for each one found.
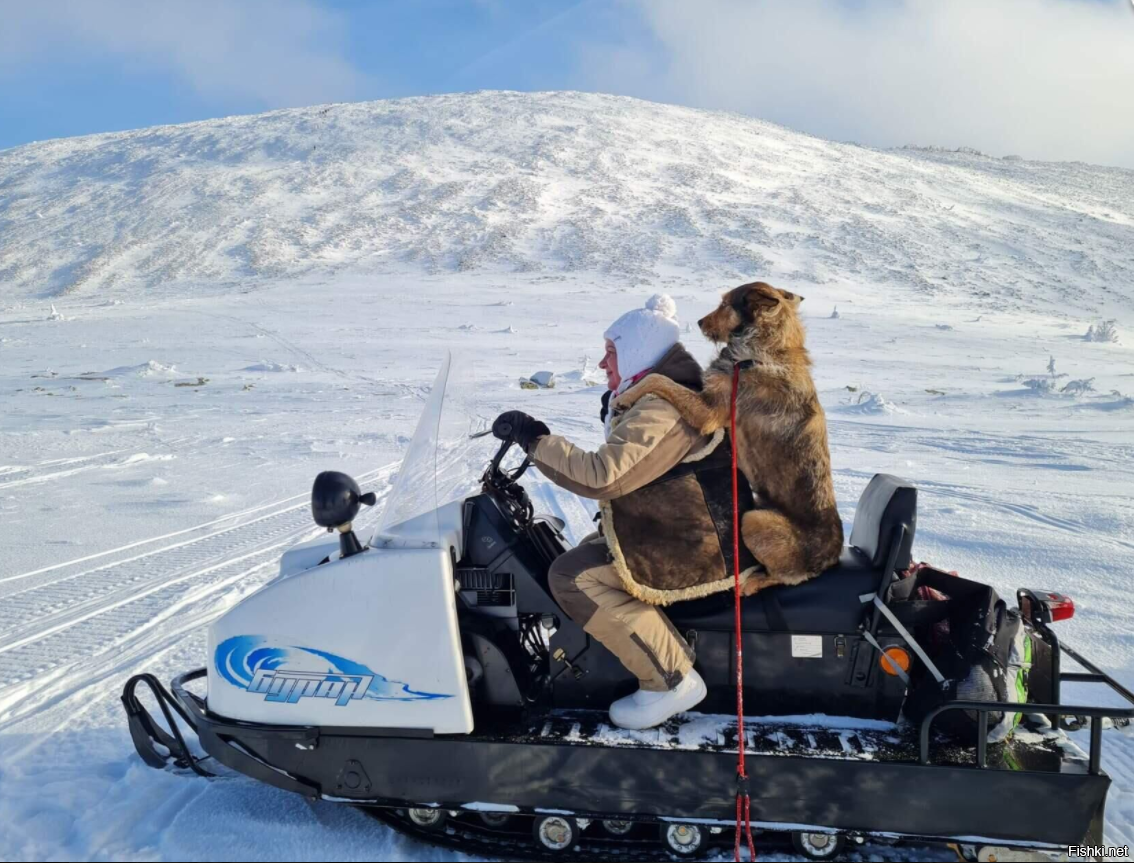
[1109,391,1134,408]
[899,144,989,158]
[1060,378,1095,397]
[1084,320,1119,343]
[1021,377,1056,394]
[1018,356,1073,395]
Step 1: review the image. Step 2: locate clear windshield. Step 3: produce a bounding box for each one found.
[371,351,489,548]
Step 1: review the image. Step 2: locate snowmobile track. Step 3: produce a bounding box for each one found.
[365,807,801,862]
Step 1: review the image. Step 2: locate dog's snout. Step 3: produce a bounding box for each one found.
[697,315,707,328]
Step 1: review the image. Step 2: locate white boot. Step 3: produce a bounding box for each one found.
[609,669,707,730]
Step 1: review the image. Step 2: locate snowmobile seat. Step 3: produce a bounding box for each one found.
[667,547,882,633]
[848,473,917,572]
[668,474,917,634]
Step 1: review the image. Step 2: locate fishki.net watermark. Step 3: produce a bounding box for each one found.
[1067,845,1129,859]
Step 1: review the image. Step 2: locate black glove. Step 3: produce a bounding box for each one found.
[492,410,549,452]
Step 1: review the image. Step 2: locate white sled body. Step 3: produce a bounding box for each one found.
[207,501,474,734]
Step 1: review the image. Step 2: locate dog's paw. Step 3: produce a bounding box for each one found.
[739,563,775,596]
[734,576,762,594]
[739,576,766,597]
[613,378,652,409]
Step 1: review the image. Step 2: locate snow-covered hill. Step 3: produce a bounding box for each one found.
[3,91,1132,319]
[1,92,1133,862]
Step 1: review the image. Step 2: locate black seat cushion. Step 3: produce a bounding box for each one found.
[668,548,882,634]
[667,475,917,634]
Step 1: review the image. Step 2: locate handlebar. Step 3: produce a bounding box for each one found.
[483,438,534,527]
[488,437,532,483]
[489,436,512,477]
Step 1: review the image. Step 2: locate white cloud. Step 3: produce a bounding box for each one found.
[579,0,1134,168]
[0,0,366,110]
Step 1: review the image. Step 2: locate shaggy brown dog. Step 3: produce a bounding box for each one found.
[614,281,843,594]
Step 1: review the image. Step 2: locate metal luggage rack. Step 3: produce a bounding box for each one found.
[919,637,1134,772]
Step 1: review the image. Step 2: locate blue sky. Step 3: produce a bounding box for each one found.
[2,0,1132,167]
[0,1,637,148]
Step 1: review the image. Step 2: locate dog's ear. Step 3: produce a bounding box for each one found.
[777,288,803,308]
[744,286,781,313]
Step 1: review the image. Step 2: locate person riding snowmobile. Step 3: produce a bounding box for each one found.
[493,294,756,730]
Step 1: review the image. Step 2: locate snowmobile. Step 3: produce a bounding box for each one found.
[123,353,1134,861]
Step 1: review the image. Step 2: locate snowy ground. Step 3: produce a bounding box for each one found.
[1,92,1133,861]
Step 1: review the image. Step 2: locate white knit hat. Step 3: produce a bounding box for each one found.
[603,294,680,382]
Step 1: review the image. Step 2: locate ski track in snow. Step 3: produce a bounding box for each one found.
[0,468,396,686]
[0,465,395,733]
[0,448,184,491]
[1,91,1133,862]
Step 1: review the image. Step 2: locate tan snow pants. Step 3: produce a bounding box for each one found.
[548,533,694,692]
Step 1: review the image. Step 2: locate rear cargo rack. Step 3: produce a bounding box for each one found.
[919,638,1134,772]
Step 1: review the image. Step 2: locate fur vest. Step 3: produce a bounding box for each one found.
[532,343,757,605]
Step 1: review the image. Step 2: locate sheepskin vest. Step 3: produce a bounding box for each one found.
[601,358,758,606]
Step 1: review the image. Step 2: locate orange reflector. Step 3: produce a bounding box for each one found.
[879,647,911,676]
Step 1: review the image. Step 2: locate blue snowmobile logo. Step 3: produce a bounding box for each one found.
[215,636,451,706]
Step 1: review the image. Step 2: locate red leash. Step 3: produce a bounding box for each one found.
[731,364,756,862]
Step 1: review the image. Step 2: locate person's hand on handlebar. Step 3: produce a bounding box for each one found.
[492,410,549,453]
